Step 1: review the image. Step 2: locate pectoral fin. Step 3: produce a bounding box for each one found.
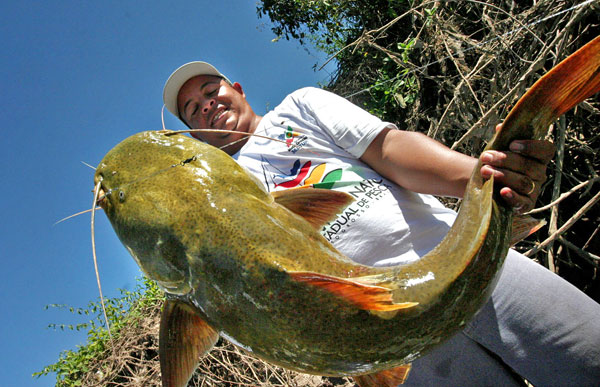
[510,214,547,245]
[271,188,353,229]
[290,271,418,311]
[353,364,412,386]
[159,299,219,387]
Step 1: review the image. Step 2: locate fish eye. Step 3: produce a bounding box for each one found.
[118,190,125,202]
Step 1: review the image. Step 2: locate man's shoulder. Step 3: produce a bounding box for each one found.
[274,87,321,112]
[277,87,341,110]
[290,86,334,98]
[278,86,318,104]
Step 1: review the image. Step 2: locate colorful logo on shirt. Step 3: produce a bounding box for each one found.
[268,159,341,190]
[284,126,296,147]
[279,126,308,153]
[274,160,312,188]
[260,156,393,242]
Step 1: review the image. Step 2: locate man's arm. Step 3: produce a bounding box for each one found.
[360,128,476,198]
[360,127,555,213]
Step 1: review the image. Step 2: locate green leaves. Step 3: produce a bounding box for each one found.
[258,0,410,54]
[257,0,419,121]
[33,277,164,386]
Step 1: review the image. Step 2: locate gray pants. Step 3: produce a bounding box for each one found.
[406,249,600,386]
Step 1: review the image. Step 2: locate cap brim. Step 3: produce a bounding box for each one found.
[163,61,230,117]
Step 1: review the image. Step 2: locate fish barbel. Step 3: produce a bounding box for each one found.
[94,36,600,386]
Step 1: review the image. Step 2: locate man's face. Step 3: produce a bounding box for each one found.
[176,75,252,150]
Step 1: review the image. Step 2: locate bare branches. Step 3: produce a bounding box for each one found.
[525,189,600,258]
[527,177,600,215]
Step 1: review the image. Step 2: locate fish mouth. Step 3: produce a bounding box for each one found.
[93,176,108,209]
[96,187,107,209]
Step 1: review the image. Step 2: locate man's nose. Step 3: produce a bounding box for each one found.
[202,99,215,114]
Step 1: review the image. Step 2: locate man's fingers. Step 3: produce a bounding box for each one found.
[481,166,541,195]
[509,140,555,164]
[493,124,555,163]
[480,150,547,181]
[481,165,541,213]
[499,187,534,214]
[479,134,553,213]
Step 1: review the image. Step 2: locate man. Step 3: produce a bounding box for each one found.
[163,62,600,385]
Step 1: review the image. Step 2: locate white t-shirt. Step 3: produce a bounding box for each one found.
[233,87,457,267]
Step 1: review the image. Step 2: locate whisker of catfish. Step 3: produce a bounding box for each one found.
[81,161,96,170]
[218,135,255,151]
[91,181,114,348]
[54,208,94,225]
[163,128,290,146]
[163,129,323,157]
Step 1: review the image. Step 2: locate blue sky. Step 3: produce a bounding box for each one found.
[0,2,335,385]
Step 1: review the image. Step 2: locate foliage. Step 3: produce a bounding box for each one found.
[257,0,420,119]
[258,0,410,50]
[36,276,352,386]
[34,277,164,386]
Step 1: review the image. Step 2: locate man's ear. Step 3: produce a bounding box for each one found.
[232,82,246,98]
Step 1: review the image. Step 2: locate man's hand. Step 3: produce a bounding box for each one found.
[480,129,555,213]
[362,126,555,208]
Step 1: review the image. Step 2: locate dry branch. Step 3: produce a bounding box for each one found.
[526,190,600,257]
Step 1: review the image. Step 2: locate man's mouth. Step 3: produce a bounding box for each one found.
[211,108,228,127]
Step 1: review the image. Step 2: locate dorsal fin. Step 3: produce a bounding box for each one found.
[159,299,219,387]
[271,188,353,229]
[289,271,418,311]
[353,364,412,386]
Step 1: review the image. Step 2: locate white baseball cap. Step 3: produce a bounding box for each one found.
[163,61,231,117]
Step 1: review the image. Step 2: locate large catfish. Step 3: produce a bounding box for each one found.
[94,36,600,387]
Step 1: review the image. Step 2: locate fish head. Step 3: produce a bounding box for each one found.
[93,130,252,295]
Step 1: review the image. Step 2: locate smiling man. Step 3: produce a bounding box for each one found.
[167,63,262,154]
[162,61,600,385]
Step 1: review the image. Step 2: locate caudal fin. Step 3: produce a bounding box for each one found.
[491,35,600,150]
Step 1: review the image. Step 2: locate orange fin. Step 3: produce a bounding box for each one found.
[492,36,600,149]
[354,364,412,386]
[159,299,219,387]
[271,188,353,229]
[510,214,547,245]
[289,271,418,311]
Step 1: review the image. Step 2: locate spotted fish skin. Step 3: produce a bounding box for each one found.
[95,129,506,376]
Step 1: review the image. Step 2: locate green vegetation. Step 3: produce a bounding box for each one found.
[257,0,421,121]
[34,278,163,386]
